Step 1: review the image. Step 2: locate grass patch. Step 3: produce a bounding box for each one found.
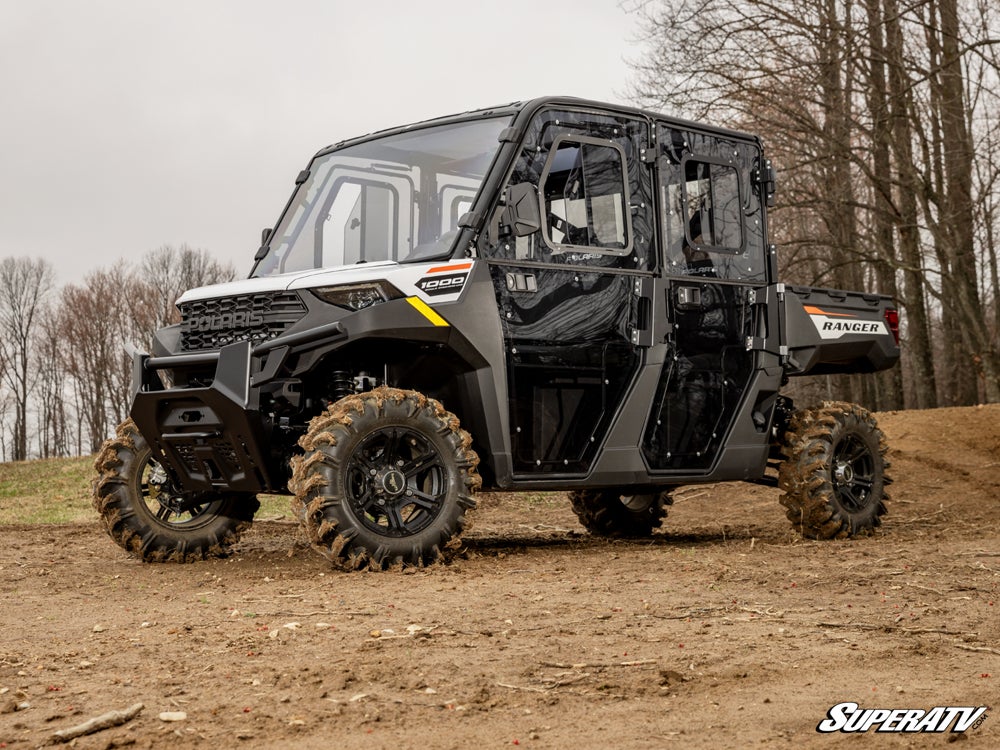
[257,494,293,518]
[0,455,97,524]
[0,456,293,525]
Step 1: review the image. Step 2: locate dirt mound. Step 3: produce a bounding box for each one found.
[1,406,998,748]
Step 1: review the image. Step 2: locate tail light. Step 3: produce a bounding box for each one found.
[884,307,900,345]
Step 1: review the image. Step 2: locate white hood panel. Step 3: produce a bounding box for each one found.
[176,259,474,306]
[176,261,400,305]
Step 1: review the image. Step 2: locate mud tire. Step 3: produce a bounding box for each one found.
[778,401,890,540]
[568,489,673,538]
[289,387,481,570]
[92,420,259,562]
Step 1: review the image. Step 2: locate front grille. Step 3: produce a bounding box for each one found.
[179,292,307,351]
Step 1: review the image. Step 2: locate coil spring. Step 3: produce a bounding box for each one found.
[329,371,355,402]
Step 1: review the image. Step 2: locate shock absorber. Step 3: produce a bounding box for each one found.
[329,371,355,402]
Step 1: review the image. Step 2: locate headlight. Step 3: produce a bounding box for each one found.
[311,281,404,311]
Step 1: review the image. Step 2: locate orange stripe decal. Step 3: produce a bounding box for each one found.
[427,262,472,274]
[804,305,855,318]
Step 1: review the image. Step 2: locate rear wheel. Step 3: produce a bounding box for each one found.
[778,401,890,539]
[568,489,673,537]
[92,420,259,562]
[290,387,480,570]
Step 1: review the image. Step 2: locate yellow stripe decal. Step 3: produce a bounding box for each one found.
[406,296,449,327]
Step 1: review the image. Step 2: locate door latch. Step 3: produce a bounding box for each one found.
[505,272,537,292]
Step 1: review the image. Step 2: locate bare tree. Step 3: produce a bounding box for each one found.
[56,269,153,453]
[932,0,999,401]
[883,0,939,408]
[0,257,55,459]
[864,0,905,410]
[139,243,237,332]
[33,306,71,458]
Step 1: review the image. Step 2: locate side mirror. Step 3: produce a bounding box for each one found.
[255,228,273,261]
[502,183,541,237]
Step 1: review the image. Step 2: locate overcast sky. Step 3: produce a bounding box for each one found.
[1,1,643,284]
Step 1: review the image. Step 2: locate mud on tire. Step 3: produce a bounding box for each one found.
[569,489,673,538]
[289,387,481,570]
[92,420,259,562]
[778,401,890,539]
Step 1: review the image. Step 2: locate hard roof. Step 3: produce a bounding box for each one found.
[317,96,760,157]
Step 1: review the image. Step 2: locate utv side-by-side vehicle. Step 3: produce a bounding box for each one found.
[93,96,900,568]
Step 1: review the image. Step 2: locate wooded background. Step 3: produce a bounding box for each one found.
[0,248,234,461]
[1,0,998,460]
[630,0,1000,409]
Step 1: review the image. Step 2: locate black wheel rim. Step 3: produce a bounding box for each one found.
[345,426,448,538]
[621,494,653,512]
[831,433,876,512]
[137,452,218,528]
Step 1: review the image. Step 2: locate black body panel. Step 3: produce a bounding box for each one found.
[131,341,274,493]
[782,286,899,375]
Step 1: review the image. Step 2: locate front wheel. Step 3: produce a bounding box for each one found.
[289,387,481,570]
[778,401,890,539]
[92,420,259,562]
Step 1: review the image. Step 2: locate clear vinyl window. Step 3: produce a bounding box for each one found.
[657,123,766,282]
[682,158,744,254]
[324,180,400,266]
[253,116,510,276]
[539,135,632,256]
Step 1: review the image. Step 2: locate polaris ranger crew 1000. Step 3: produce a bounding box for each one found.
[94,97,901,568]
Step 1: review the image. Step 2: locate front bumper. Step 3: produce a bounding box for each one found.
[129,341,274,494]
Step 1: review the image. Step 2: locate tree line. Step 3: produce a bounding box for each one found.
[0,246,235,461]
[5,1,1000,462]
[628,0,1000,409]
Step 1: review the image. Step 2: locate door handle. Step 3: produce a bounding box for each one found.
[505,272,538,292]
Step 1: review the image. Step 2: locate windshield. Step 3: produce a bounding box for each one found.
[252,116,511,277]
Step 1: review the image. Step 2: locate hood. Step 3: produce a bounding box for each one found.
[176,261,400,304]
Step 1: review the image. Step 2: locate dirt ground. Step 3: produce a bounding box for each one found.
[1,405,998,749]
